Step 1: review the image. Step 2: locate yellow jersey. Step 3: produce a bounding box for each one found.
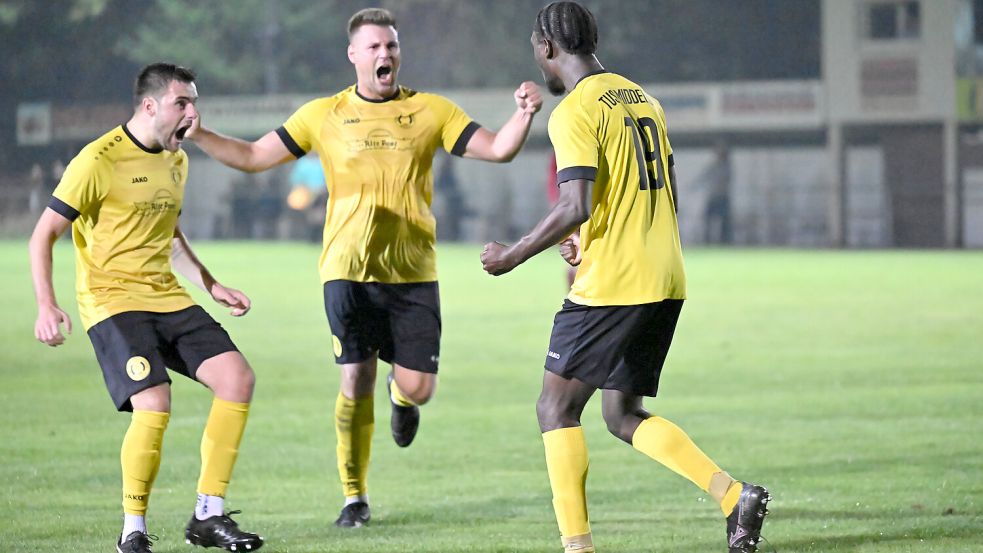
[278,85,477,284]
[549,71,686,306]
[50,125,193,330]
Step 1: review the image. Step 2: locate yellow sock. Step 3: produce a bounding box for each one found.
[631,416,723,495]
[389,377,415,407]
[197,398,249,497]
[121,410,169,515]
[335,392,374,498]
[542,427,592,546]
[718,477,743,516]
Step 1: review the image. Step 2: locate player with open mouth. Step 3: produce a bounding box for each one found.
[186,6,543,532]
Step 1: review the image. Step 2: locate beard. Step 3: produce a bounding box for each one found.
[544,73,566,96]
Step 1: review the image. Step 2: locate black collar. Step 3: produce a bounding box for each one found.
[354,85,401,103]
[122,124,163,154]
[574,69,608,88]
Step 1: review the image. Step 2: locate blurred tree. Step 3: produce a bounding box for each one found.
[117,0,355,95]
[0,0,149,103]
[0,0,820,168]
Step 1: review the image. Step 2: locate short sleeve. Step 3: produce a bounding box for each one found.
[646,94,673,161]
[50,152,109,221]
[549,101,600,184]
[431,95,479,156]
[278,99,325,158]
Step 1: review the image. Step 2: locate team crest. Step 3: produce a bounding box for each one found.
[171,167,182,186]
[396,113,414,128]
[125,356,151,381]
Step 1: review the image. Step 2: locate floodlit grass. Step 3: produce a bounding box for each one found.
[1,240,981,552]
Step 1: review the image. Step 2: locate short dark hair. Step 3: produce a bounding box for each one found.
[133,62,196,107]
[534,1,598,55]
[348,8,397,39]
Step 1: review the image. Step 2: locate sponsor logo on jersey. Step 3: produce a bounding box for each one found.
[133,189,178,215]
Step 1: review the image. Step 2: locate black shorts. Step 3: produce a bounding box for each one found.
[544,298,683,397]
[323,280,441,373]
[87,305,239,412]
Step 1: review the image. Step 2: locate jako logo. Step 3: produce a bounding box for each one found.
[547,351,561,360]
[132,176,148,183]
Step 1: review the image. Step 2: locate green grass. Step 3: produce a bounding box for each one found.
[1,241,982,552]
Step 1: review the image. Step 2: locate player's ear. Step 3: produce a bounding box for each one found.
[543,38,556,60]
[347,43,356,64]
[141,96,156,117]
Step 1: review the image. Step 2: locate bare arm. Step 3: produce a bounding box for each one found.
[481,178,592,275]
[187,122,295,173]
[171,226,251,316]
[463,82,542,163]
[171,225,217,293]
[29,208,73,346]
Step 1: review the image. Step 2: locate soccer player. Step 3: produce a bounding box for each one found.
[186,8,543,528]
[29,63,264,553]
[480,3,771,552]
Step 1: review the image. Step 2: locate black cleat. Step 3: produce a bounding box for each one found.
[117,531,156,553]
[185,510,264,551]
[726,483,771,553]
[387,372,420,447]
[334,501,371,528]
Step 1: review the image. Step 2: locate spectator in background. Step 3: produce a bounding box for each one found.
[435,154,466,241]
[703,142,732,244]
[28,163,45,215]
[286,154,327,242]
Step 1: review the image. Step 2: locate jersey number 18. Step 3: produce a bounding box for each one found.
[624,116,663,191]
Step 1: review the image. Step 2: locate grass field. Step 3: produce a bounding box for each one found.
[1,240,981,552]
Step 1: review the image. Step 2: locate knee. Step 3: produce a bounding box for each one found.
[602,411,632,443]
[404,384,434,406]
[130,383,171,412]
[601,404,640,444]
[536,392,573,432]
[214,360,256,403]
[394,373,436,405]
[341,362,377,399]
[237,365,256,395]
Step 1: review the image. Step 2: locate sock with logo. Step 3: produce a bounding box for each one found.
[543,426,592,550]
[335,392,374,499]
[121,410,169,517]
[195,493,225,520]
[196,397,249,518]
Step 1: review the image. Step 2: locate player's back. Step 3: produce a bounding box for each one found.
[549,72,685,307]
